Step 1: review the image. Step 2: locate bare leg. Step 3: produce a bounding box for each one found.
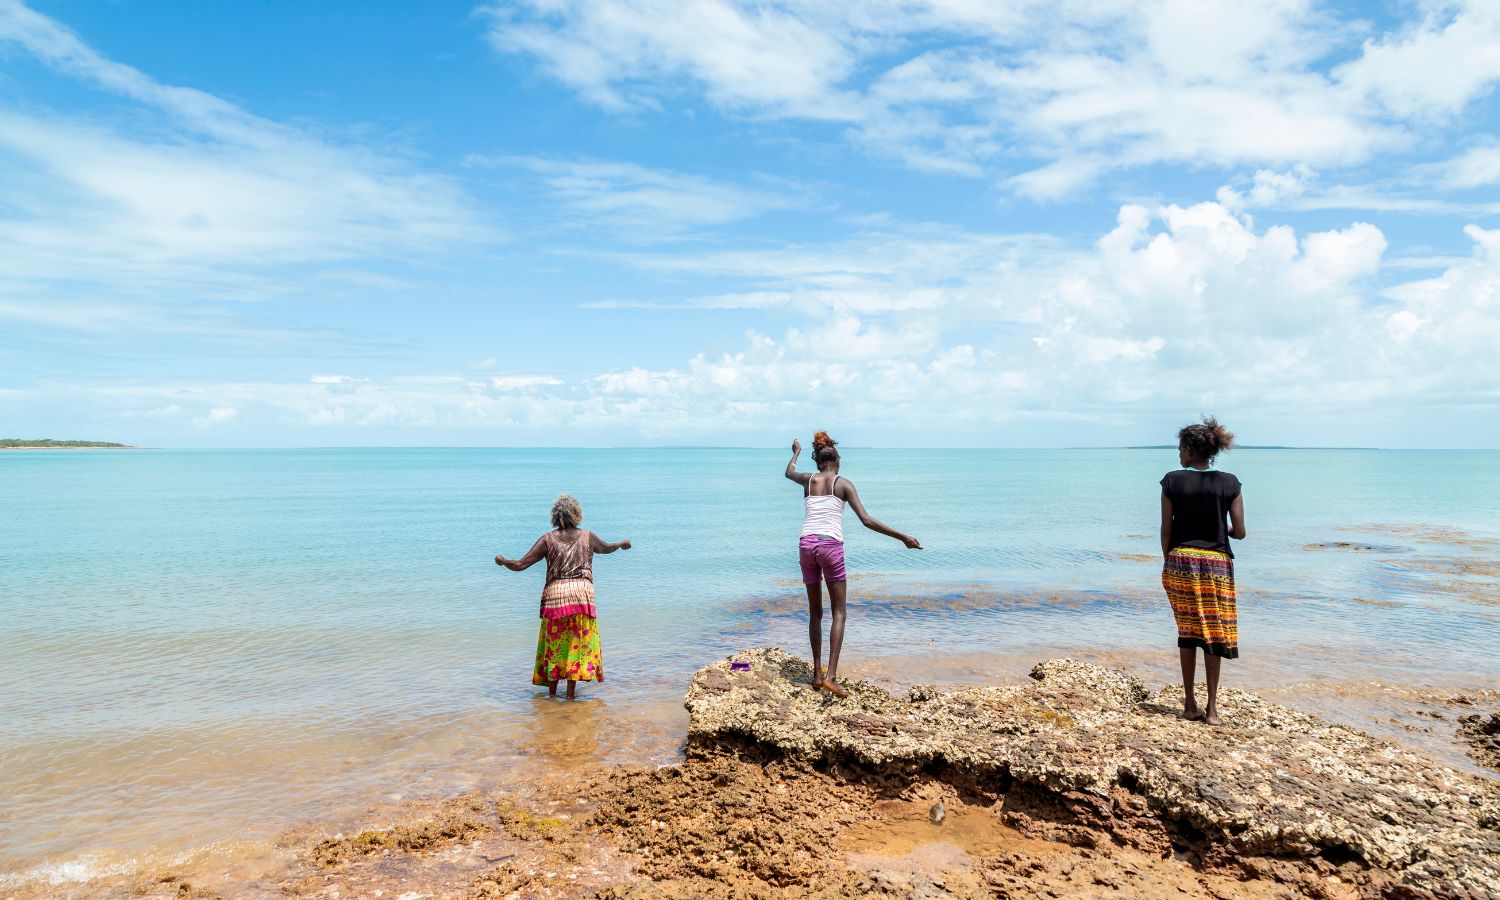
[821,581,849,698]
[804,582,824,688]
[1178,647,1202,720]
[1202,655,1222,725]
[566,679,577,700]
[548,678,559,698]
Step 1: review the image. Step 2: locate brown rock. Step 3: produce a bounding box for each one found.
[684,648,1500,898]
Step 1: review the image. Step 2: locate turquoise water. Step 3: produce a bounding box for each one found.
[3,449,1499,881]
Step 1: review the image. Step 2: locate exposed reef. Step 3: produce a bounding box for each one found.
[679,648,1500,899]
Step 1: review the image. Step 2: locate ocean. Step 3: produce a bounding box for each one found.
[3,448,1498,887]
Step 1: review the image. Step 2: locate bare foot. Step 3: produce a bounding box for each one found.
[548,679,559,698]
[566,680,577,700]
[810,667,824,690]
[1180,706,1204,722]
[821,677,848,698]
[1202,711,1221,726]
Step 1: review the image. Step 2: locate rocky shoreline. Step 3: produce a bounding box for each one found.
[37,649,1500,899]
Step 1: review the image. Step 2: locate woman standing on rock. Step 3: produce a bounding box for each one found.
[1160,417,1246,725]
[785,432,921,698]
[495,494,630,699]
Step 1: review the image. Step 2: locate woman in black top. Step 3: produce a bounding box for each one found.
[1160,417,1246,725]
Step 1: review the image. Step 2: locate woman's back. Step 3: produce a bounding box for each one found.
[802,475,845,541]
[1161,469,1241,556]
[543,528,593,583]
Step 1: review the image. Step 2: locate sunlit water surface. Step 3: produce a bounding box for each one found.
[3,449,1498,886]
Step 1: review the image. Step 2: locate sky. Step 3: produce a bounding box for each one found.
[1,0,1499,448]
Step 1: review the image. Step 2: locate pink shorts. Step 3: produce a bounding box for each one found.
[799,534,846,584]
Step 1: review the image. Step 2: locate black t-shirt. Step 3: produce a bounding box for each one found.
[1160,469,1242,557]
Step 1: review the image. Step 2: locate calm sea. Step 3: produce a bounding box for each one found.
[3,449,1499,885]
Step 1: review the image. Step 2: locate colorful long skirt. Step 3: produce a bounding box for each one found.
[533,614,603,684]
[1162,547,1239,659]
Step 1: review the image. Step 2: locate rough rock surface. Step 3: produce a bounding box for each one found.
[686,648,1500,899]
[1459,712,1500,772]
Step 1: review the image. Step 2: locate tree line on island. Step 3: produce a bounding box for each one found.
[1,439,134,448]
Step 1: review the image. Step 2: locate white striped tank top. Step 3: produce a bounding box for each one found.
[801,476,845,542]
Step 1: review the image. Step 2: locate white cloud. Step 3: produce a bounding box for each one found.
[491,375,565,390]
[193,406,238,427]
[64,190,1500,440]
[1336,1,1500,119]
[1380,224,1500,400]
[470,156,801,237]
[480,0,865,117]
[1215,165,1317,212]
[1432,143,1500,189]
[0,1,484,300]
[485,1,1500,199]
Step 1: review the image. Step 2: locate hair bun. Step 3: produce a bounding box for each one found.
[1205,417,1235,453]
[812,431,835,450]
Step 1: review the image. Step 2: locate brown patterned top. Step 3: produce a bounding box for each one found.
[543,529,593,585]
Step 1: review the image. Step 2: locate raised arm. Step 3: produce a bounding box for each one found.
[495,534,547,571]
[784,438,811,487]
[1228,492,1246,541]
[1160,492,1173,558]
[839,480,921,549]
[589,531,632,554]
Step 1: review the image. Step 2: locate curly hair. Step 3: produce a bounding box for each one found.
[1178,416,1235,462]
[812,430,840,466]
[550,493,583,528]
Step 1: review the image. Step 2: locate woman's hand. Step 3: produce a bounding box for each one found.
[494,554,507,566]
[901,535,923,550]
[791,438,801,456]
[618,540,632,551]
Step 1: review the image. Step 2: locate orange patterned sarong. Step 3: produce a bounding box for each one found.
[1163,547,1238,659]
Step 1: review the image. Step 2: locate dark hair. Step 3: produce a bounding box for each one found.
[812,431,839,466]
[1178,416,1235,462]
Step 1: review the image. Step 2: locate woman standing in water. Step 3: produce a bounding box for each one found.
[495,494,630,699]
[786,432,921,697]
[1160,417,1246,725]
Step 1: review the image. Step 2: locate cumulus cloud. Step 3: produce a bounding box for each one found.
[69,189,1500,441]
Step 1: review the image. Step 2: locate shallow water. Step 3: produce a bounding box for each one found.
[3,448,1498,887]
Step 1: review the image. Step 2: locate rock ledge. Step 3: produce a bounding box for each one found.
[686,648,1500,898]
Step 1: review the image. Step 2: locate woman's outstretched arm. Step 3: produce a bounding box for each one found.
[496,535,547,571]
[784,439,811,487]
[589,532,632,554]
[1160,493,1173,558]
[839,480,921,548]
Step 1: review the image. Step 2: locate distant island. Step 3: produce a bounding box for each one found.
[1,439,135,449]
[1118,444,1378,450]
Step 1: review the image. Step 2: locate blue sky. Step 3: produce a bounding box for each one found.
[2,0,1499,447]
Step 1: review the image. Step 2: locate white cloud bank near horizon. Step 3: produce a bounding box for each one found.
[21,190,1500,445]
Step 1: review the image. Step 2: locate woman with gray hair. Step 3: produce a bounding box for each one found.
[495,494,630,699]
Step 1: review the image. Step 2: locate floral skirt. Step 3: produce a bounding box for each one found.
[1163,547,1238,659]
[533,614,603,684]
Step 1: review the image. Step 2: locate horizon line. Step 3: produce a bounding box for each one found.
[11,444,1499,452]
